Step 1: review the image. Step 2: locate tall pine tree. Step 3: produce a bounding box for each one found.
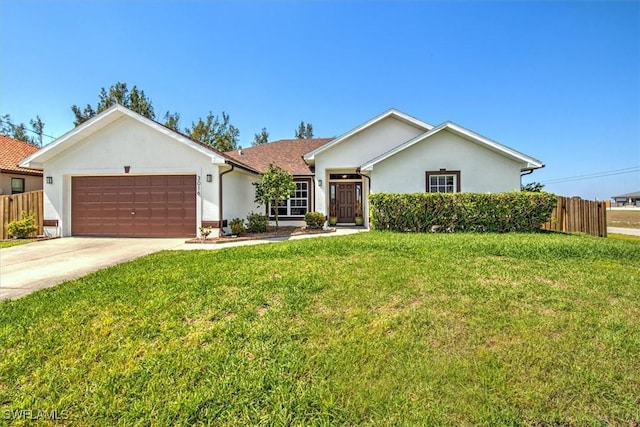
[71,82,155,126]
[295,121,314,139]
[252,128,269,146]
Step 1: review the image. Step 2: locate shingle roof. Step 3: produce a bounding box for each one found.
[0,134,43,176]
[224,138,333,175]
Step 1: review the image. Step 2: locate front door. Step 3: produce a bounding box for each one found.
[337,183,355,223]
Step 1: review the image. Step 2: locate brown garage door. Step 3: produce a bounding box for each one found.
[72,175,196,237]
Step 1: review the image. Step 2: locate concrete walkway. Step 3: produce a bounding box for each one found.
[0,228,362,300]
[607,227,640,236]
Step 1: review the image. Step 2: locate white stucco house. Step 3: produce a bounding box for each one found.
[19,105,543,237]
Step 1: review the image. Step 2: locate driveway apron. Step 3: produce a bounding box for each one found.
[0,237,185,300]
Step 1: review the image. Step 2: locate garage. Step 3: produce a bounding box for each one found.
[72,175,196,237]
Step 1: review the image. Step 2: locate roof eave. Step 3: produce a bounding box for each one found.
[303,108,433,161]
[224,159,260,175]
[0,167,44,176]
[18,104,245,167]
[359,121,544,171]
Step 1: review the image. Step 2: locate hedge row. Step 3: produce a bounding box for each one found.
[369,192,557,233]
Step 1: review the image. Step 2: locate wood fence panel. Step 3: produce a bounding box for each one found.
[0,190,44,239]
[542,196,607,237]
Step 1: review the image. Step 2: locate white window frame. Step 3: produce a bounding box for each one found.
[270,180,310,217]
[426,170,460,193]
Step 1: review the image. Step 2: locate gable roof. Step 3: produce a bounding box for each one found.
[303,109,433,162]
[18,104,258,174]
[0,134,43,176]
[359,121,544,172]
[612,191,640,199]
[225,138,332,175]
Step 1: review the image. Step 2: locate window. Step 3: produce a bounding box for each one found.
[329,173,361,180]
[11,178,25,194]
[426,170,460,193]
[270,181,309,217]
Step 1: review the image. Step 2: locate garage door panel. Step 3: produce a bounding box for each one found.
[72,175,196,237]
[134,176,151,185]
[117,192,135,203]
[134,193,151,204]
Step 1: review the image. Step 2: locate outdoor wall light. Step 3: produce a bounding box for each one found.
[206,174,213,183]
[124,166,131,173]
[318,179,323,187]
[46,176,53,184]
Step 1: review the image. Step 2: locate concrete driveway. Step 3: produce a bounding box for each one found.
[0,229,363,301]
[608,227,640,236]
[0,237,185,300]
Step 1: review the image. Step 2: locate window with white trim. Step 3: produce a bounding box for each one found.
[426,170,460,193]
[270,181,309,217]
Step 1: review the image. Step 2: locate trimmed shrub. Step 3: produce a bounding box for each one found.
[229,218,245,236]
[369,192,557,233]
[246,212,269,233]
[6,212,38,239]
[304,211,326,229]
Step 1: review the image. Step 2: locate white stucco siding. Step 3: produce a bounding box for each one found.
[222,169,261,224]
[370,130,523,194]
[313,116,425,214]
[42,116,222,236]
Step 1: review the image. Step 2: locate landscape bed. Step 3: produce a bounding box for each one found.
[185,226,335,244]
[1,232,639,425]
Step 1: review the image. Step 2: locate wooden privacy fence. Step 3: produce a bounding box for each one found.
[0,190,44,239]
[542,196,607,237]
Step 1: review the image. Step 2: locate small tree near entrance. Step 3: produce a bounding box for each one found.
[253,164,296,229]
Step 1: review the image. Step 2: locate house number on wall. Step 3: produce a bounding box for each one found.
[197,176,201,196]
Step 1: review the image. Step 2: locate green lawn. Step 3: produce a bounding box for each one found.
[1,232,639,425]
[609,233,640,243]
[0,239,35,248]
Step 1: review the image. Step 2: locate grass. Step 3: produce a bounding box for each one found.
[609,233,640,243]
[0,239,36,248]
[608,209,640,229]
[1,232,639,425]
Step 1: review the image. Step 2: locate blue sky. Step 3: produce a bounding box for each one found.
[1,1,638,200]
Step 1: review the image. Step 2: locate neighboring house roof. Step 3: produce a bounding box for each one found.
[359,121,544,172]
[303,109,433,162]
[612,191,640,199]
[0,134,43,176]
[225,138,332,175]
[18,104,259,174]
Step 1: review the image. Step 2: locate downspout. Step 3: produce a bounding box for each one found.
[218,164,234,236]
[520,164,545,177]
[520,164,544,190]
[355,167,372,195]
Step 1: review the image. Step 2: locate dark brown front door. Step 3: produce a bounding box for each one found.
[337,183,355,223]
[72,175,196,237]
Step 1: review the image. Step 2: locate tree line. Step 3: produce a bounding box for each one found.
[1,82,315,150]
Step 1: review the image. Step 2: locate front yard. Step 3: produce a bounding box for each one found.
[1,232,639,425]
